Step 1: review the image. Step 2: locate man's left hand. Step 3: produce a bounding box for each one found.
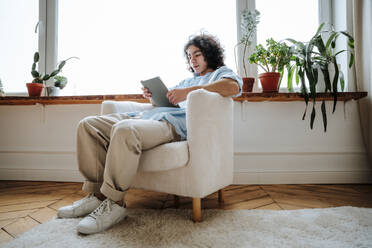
[166,88,189,105]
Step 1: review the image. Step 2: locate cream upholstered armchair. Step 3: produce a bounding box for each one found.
[101,89,234,222]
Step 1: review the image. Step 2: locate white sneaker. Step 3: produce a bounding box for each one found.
[57,194,102,218]
[77,199,127,234]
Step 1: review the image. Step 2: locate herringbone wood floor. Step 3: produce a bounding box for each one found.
[0,181,371,244]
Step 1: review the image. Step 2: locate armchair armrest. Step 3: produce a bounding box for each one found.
[101,100,154,115]
[186,89,233,144]
[186,89,234,188]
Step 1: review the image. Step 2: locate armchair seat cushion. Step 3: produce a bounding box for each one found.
[138,141,189,172]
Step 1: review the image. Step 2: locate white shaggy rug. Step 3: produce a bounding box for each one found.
[3,207,372,248]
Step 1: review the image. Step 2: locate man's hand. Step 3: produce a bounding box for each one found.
[142,87,157,106]
[166,88,189,105]
[141,87,152,99]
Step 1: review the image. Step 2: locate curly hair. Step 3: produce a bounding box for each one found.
[184,34,225,73]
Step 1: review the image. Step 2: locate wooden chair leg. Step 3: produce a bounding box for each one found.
[218,189,225,203]
[174,195,180,208]
[192,198,202,222]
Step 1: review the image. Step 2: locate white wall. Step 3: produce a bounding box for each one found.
[0,104,99,182]
[233,100,371,183]
[0,101,371,184]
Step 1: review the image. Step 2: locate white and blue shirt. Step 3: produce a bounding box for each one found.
[131,66,242,140]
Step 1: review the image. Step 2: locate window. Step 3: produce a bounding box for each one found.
[1,0,330,95]
[256,0,319,46]
[58,0,237,95]
[0,0,39,94]
[255,0,319,90]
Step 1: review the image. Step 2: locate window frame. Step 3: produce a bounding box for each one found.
[39,0,58,87]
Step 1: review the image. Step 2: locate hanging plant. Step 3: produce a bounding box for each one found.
[287,23,354,131]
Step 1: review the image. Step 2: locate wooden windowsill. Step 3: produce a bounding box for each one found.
[0,92,367,105]
[234,91,368,102]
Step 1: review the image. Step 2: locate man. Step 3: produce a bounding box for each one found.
[57,34,242,234]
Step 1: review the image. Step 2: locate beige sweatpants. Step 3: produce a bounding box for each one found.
[77,113,179,202]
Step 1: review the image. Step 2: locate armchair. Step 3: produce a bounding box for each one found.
[101,89,234,221]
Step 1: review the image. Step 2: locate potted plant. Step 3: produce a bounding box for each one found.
[249,38,292,92]
[287,23,354,131]
[27,52,77,97]
[235,9,260,92]
[46,75,68,96]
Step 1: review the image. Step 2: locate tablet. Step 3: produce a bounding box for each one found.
[141,77,179,108]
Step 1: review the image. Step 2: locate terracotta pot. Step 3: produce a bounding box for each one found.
[258,72,281,92]
[242,77,255,92]
[26,83,44,97]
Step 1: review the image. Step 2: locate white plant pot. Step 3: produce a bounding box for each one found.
[46,86,60,96]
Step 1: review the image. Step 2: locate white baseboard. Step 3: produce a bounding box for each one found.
[233,171,372,184]
[0,168,84,182]
[1,168,371,184]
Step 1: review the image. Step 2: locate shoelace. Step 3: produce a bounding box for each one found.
[89,199,113,219]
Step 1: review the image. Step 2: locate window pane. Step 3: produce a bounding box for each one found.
[58,0,237,95]
[0,0,38,93]
[256,0,318,89]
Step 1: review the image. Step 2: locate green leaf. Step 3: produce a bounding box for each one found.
[305,66,314,90]
[315,36,326,55]
[286,38,298,44]
[42,74,50,80]
[309,68,318,98]
[349,53,354,68]
[340,71,345,92]
[295,66,300,86]
[287,65,294,92]
[313,68,318,85]
[33,52,39,63]
[321,68,332,92]
[334,50,346,57]
[321,100,327,132]
[314,23,325,37]
[58,61,66,70]
[50,70,60,77]
[333,92,338,114]
[332,60,339,113]
[32,63,36,71]
[326,32,338,50]
[348,39,354,49]
[331,40,336,49]
[31,70,39,78]
[340,31,352,39]
[310,104,316,129]
[286,38,306,51]
[299,68,308,120]
[278,68,284,89]
[302,101,308,120]
[32,78,43,84]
